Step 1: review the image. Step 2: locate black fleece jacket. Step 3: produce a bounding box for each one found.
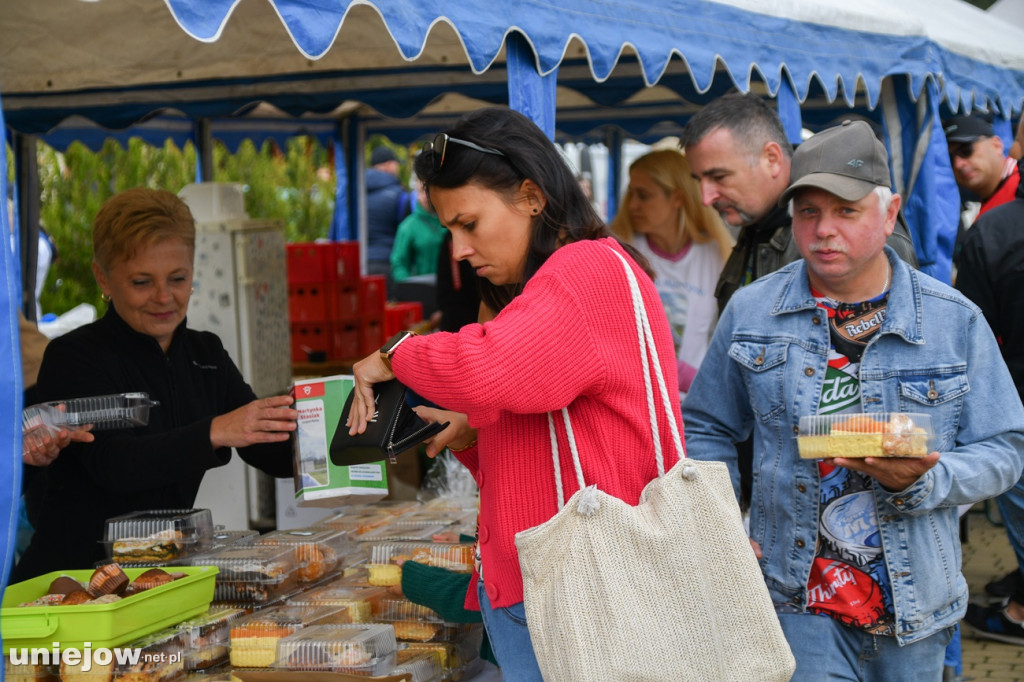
[12,306,292,581]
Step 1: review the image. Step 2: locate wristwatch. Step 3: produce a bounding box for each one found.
[380,330,416,371]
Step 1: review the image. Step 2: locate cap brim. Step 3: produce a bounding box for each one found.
[946,134,982,144]
[778,172,879,206]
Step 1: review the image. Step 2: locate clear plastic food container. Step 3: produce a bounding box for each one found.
[400,628,484,680]
[24,392,159,433]
[102,509,214,564]
[359,500,423,517]
[271,623,398,674]
[368,541,475,572]
[187,545,298,603]
[175,606,246,671]
[4,657,56,681]
[115,627,185,681]
[246,528,351,583]
[390,650,444,682]
[229,605,348,668]
[317,510,394,536]
[286,584,388,623]
[797,412,935,459]
[358,522,452,543]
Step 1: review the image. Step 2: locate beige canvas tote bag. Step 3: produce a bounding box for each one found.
[515,247,795,682]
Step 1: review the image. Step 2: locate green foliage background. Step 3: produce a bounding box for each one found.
[20,136,340,316]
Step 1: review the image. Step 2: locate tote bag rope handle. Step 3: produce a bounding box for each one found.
[549,246,687,510]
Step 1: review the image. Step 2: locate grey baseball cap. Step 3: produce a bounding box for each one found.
[779,120,892,205]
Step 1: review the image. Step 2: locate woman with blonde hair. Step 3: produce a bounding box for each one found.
[610,147,734,395]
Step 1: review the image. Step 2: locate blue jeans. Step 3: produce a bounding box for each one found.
[778,612,953,682]
[995,475,1024,600]
[476,580,543,681]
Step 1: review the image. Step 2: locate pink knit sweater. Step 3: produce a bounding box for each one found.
[392,237,684,608]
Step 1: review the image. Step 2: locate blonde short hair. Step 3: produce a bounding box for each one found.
[92,188,195,272]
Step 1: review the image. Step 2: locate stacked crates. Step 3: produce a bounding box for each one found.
[287,242,423,362]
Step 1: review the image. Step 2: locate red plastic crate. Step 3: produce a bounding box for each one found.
[331,241,361,284]
[360,275,387,320]
[290,321,331,362]
[384,301,424,337]
[326,282,360,321]
[360,317,385,355]
[288,282,329,322]
[330,321,361,361]
[287,243,332,283]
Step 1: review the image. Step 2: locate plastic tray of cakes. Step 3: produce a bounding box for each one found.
[317,509,396,538]
[242,528,352,584]
[186,544,300,604]
[286,584,389,624]
[228,605,351,668]
[376,597,482,644]
[365,541,475,586]
[797,412,935,459]
[399,632,485,682]
[270,623,401,676]
[175,605,247,673]
[102,508,215,566]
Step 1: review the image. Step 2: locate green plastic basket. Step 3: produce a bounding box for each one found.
[1,565,218,653]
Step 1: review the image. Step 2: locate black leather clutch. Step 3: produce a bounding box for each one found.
[330,379,448,466]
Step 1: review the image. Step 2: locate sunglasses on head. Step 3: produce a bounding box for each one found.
[949,139,981,160]
[425,133,505,172]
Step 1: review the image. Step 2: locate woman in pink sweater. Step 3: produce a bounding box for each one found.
[347,108,683,678]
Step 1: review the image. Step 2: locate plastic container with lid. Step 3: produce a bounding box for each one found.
[316,509,393,537]
[390,650,445,682]
[4,657,57,682]
[271,623,398,674]
[102,509,214,565]
[286,584,388,623]
[24,392,159,433]
[368,541,475,572]
[358,521,451,543]
[175,606,247,671]
[401,628,484,680]
[188,545,298,603]
[246,528,351,583]
[114,627,185,681]
[229,605,349,668]
[797,412,935,459]
[358,500,423,517]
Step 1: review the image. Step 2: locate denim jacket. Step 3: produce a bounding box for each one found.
[683,247,1024,645]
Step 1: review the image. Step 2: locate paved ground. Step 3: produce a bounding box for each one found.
[961,505,1024,680]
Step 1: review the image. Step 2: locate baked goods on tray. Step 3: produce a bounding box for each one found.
[797,412,933,459]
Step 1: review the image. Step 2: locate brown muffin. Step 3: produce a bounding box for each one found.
[61,590,93,605]
[88,563,130,597]
[47,575,84,595]
[131,567,174,592]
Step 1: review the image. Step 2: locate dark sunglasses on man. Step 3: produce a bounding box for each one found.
[949,139,982,160]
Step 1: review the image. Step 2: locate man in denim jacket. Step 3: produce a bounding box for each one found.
[683,120,1024,681]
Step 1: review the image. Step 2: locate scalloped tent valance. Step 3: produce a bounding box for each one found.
[2,0,1024,135]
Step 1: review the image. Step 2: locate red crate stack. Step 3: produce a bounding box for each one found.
[290,321,331,363]
[384,302,424,337]
[288,241,363,361]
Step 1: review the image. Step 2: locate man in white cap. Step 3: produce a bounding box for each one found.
[682,119,1024,680]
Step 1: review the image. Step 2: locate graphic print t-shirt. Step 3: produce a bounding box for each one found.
[806,291,895,635]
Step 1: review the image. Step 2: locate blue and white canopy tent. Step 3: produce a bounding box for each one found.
[2,0,1024,594]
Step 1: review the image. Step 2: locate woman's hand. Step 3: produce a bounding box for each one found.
[412,406,476,458]
[22,426,94,467]
[346,351,395,436]
[210,395,297,449]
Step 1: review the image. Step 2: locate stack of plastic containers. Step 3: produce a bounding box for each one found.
[271,623,400,675]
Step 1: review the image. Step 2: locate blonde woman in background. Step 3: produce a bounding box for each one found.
[610,148,734,396]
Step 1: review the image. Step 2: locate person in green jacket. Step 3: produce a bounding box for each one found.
[390,178,448,281]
